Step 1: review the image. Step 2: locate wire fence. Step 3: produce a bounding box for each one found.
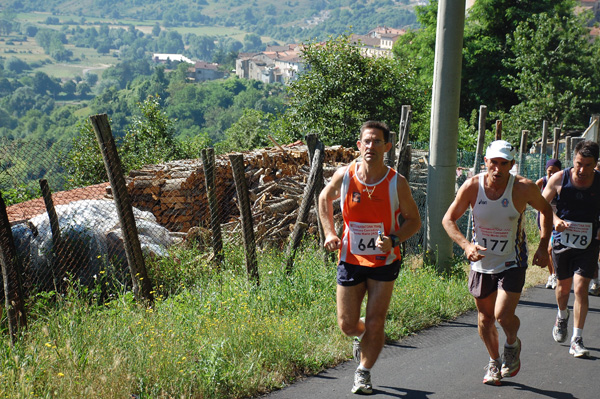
[0,128,554,340]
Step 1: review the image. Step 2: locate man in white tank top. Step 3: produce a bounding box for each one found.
[442,140,553,386]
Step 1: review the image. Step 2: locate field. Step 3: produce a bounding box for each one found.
[3,12,267,82]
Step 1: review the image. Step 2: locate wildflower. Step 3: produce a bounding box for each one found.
[58,372,64,377]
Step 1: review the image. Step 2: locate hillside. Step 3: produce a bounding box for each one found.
[4,0,420,42]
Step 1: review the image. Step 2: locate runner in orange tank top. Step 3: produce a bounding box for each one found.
[319,121,421,394]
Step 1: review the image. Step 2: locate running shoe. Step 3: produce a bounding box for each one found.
[351,368,373,394]
[501,337,521,378]
[482,359,502,386]
[352,337,361,363]
[589,279,600,296]
[552,309,569,343]
[569,337,590,358]
[546,274,557,289]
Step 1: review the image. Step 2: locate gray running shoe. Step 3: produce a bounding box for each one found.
[569,337,590,358]
[552,309,569,343]
[589,279,600,296]
[482,359,502,386]
[351,368,373,394]
[501,337,521,378]
[353,337,361,363]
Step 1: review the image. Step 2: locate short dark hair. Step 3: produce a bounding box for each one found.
[360,121,390,143]
[574,140,599,162]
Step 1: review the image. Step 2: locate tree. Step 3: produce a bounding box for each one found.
[461,0,574,114]
[220,109,274,152]
[63,119,107,189]
[119,95,186,172]
[283,34,425,146]
[503,12,597,131]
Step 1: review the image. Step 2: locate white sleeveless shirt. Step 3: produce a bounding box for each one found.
[471,173,527,274]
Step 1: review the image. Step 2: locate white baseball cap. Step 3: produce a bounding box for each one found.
[485,140,516,161]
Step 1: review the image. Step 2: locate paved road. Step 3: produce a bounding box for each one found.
[260,285,599,399]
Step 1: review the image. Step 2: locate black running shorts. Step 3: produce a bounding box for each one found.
[337,260,402,286]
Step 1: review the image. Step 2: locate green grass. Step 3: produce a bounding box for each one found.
[0,237,473,399]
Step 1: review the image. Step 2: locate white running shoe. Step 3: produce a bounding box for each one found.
[546,274,557,289]
[351,368,373,394]
[569,337,590,358]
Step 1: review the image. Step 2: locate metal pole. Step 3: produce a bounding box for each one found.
[426,0,466,272]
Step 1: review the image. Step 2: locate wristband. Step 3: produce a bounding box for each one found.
[389,234,400,248]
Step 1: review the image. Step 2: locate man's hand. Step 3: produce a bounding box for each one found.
[532,245,550,267]
[324,234,341,252]
[376,235,393,253]
[465,243,486,262]
[554,219,570,232]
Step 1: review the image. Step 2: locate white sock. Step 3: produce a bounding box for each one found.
[505,339,518,348]
[357,364,371,372]
[558,308,568,319]
[572,328,583,341]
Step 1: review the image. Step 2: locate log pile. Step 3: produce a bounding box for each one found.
[121,143,358,236]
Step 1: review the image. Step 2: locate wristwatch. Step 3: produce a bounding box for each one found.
[389,234,400,248]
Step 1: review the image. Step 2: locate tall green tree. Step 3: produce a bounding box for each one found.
[461,0,575,114]
[503,12,597,131]
[284,34,425,146]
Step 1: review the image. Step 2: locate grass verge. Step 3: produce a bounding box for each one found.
[0,212,548,398]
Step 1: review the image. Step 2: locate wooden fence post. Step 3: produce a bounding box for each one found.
[565,137,573,168]
[540,120,549,177]
[306,134,325,249]
[286,142,325,273]
[201,148,224,265]
[229,154,259,285]
[0,192,27,345]
[552,127,561,159]
[89,114,154,304]
[570,137,585,161]
[495,120,502,140]
[519,130,529,176]
[466,105,487,241]
[385,131,397,168]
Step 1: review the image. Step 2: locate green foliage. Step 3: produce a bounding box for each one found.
[284,34,426,146]
[503,11,597,131]
[120,95,186,172]
[0,239,471,398]
[0,184,40,206]
[462,0,575,115]
[63,119,108,189]
[219,109,275,153]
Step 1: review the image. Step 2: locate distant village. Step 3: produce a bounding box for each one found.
[152,26,406,86]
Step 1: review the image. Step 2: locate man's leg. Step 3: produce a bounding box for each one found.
[336,283,367,338]
[474,292,500,360]
[495,290,521,345]
[555,276,572,313]
[360,279,395,369]
[572,274,591,330]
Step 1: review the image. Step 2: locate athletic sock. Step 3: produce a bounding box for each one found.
[505,339,518,348]
[572,328,583,341]
[558,308,568,319]
[357,364,371,372]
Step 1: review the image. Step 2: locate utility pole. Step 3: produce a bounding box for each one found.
[426,0,466,272]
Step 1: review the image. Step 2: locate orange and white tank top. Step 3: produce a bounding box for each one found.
[339,160,402,267]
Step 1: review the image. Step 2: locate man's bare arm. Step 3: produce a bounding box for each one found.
[318,167,346,252]
[442,177,486,262]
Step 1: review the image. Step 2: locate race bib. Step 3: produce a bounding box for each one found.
[477,226,513,255]
[349,221,384,255]
[561,221,593,249]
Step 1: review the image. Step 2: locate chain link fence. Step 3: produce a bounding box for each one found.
[1,133,554,333]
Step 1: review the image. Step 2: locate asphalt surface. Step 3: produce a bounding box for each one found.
[259,285,600,399]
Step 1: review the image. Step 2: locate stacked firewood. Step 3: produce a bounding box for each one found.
[122,144,358,241]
